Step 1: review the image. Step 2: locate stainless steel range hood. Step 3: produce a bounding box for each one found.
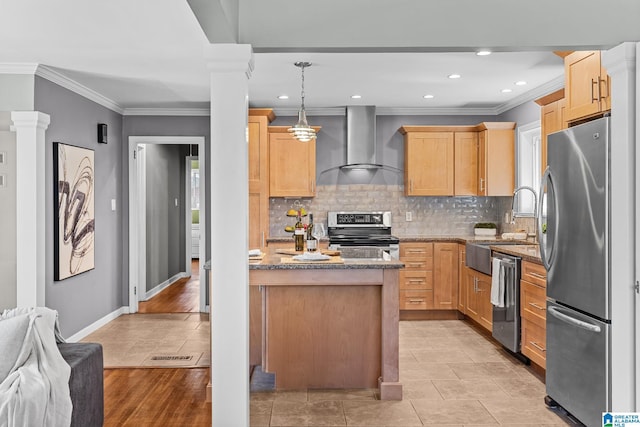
[341,106,382,169]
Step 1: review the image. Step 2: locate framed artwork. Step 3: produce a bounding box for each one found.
[54,142,95,280]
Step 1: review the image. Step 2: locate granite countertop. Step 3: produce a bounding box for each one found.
[267,235,534,245]
[249,249,404,270]
[490,244,542,264]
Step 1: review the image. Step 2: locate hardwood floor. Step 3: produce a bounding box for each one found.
[104,368,211,426]
[138,260,200,313]
[104,258,210,426]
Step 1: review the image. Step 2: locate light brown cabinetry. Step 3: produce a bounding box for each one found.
[249,109,275,250]
[454,132,479,196]
[403,132,454,196]
[520,260,547,368]
[433,243,459,310]
[564,50,611,123]
[400,123,514,197]
[464,267,493,331]
[457,244,466,312]
[268,126,320,197]
[477,123,516,196]
[399,243,434,310]
[536,90,566,173]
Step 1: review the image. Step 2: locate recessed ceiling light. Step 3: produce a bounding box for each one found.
[476,50,492,56]
[277,95,289,100]
[515,81,527,86]
[423,94,434,99]
[351,95,362,99]
[448,74,461,79]
[501,88,513,93]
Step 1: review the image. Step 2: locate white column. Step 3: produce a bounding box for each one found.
[10,111,50,308]
[602,42,637,412]
[205,44,253,427]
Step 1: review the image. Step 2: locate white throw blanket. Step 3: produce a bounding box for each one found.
[490,258,505,307]
[0,307,72,427]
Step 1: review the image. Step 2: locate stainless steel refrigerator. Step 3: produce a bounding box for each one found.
[538,116,611,427]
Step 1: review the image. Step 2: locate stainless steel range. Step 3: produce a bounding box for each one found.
[328,211,399,260]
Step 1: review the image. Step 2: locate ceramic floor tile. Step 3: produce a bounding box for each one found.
[308,389,376,401]
[399,362,459,381]
[492,376,547,399]
[272,390,309,402]
[431,379,510,400]
[250,414,271,426]
[270,400,345,426]
[342,400,422,426]
[480,398,568,424]
[447,362,521,380]
[411,349,475,364]
[411,399,497,424]
[251,391,277,402]
[251,400,274,415]
[401,380,443,400]
[461,347,511,363]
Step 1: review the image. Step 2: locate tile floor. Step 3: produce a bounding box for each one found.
[81,312,210,368]
[250,320,576,426]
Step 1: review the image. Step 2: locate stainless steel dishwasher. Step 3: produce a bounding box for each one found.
[491,252,522,353]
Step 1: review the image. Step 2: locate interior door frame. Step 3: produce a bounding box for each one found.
[128,136,206,313]
[185,155,198,272]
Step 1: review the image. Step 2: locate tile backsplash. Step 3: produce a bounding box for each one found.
[270,185,523,238]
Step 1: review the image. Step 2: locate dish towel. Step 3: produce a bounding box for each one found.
[490,258,505,307]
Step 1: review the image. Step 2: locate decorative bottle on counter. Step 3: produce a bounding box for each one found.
[294,213,305,251]
[306,213,317,252]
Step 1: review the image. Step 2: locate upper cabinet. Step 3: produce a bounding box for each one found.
[400,123,514,197]
[535,89,566,173]
[477,123,516,197]
[248,109,275,249]
[564,50,611,123]
[268,126,319,198]
[403,131,454,196]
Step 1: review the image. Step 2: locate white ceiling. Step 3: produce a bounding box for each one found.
[1,0,628,114]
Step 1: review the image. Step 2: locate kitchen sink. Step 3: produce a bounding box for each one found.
[465,241,526,275]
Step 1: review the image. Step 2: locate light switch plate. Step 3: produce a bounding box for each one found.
[405,211,413,222]
[111,199,116,211]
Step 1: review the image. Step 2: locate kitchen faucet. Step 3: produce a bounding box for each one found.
[510,186,538,243]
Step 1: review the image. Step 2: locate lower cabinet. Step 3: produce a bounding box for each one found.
[433,243,458,309]
[520,260,547,368]
[457,244,466,312]
[464,267,493,332]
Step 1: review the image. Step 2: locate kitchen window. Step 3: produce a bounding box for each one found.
[515,121,541,215]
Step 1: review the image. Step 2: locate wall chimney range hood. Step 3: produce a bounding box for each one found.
[341,106,382,170]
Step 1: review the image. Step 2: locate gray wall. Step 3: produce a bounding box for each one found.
[498,100,541,125]
[0,112,17,310]
[0,75,34,111]
[35,76,124,337]
[143,144,188,292]
[123,115,210,304]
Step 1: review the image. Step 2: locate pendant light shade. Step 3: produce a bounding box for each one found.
[288,61,316,143]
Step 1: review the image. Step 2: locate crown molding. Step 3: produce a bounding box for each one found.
[272,107,346,116]
[123,108,210,116]
[495,75,565,115]
[0,63,39,74]
[376,106,499,116]
[35,65,124,114]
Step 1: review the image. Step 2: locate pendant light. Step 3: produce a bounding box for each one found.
[288,61,316,143]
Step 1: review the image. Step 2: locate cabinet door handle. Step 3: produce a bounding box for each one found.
[528,302,546,311]
[528,272,546,280]
[529,341,546,352]
[408,279,424,284]
[409,299,424,304]
[473,277,478,292]
[599,77,609,101]
[479,178,484,192]
[261,231,265,248]
[408,263,424,268]
[311,180,315,193]
[409,179,413,193]
[591,78,599,103]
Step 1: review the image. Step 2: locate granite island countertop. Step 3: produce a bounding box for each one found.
[249,248,404,270]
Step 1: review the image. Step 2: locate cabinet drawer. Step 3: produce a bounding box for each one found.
[400,243,433,258]
[521,319,546,368]
[400,290,434,310]
[399,271,433,290]
[402,258,433,270]
[522,261,547,287]
[521,280,546,328]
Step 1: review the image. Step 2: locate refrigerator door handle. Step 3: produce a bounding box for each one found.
[538,167,551,270]
[548,305,602,333]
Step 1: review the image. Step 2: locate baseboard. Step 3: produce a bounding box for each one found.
[65,306,129,343]
[142,272,189,301]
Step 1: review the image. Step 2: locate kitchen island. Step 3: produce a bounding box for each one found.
[249,250,404,400]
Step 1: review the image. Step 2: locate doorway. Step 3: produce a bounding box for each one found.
[128,136,207,314]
